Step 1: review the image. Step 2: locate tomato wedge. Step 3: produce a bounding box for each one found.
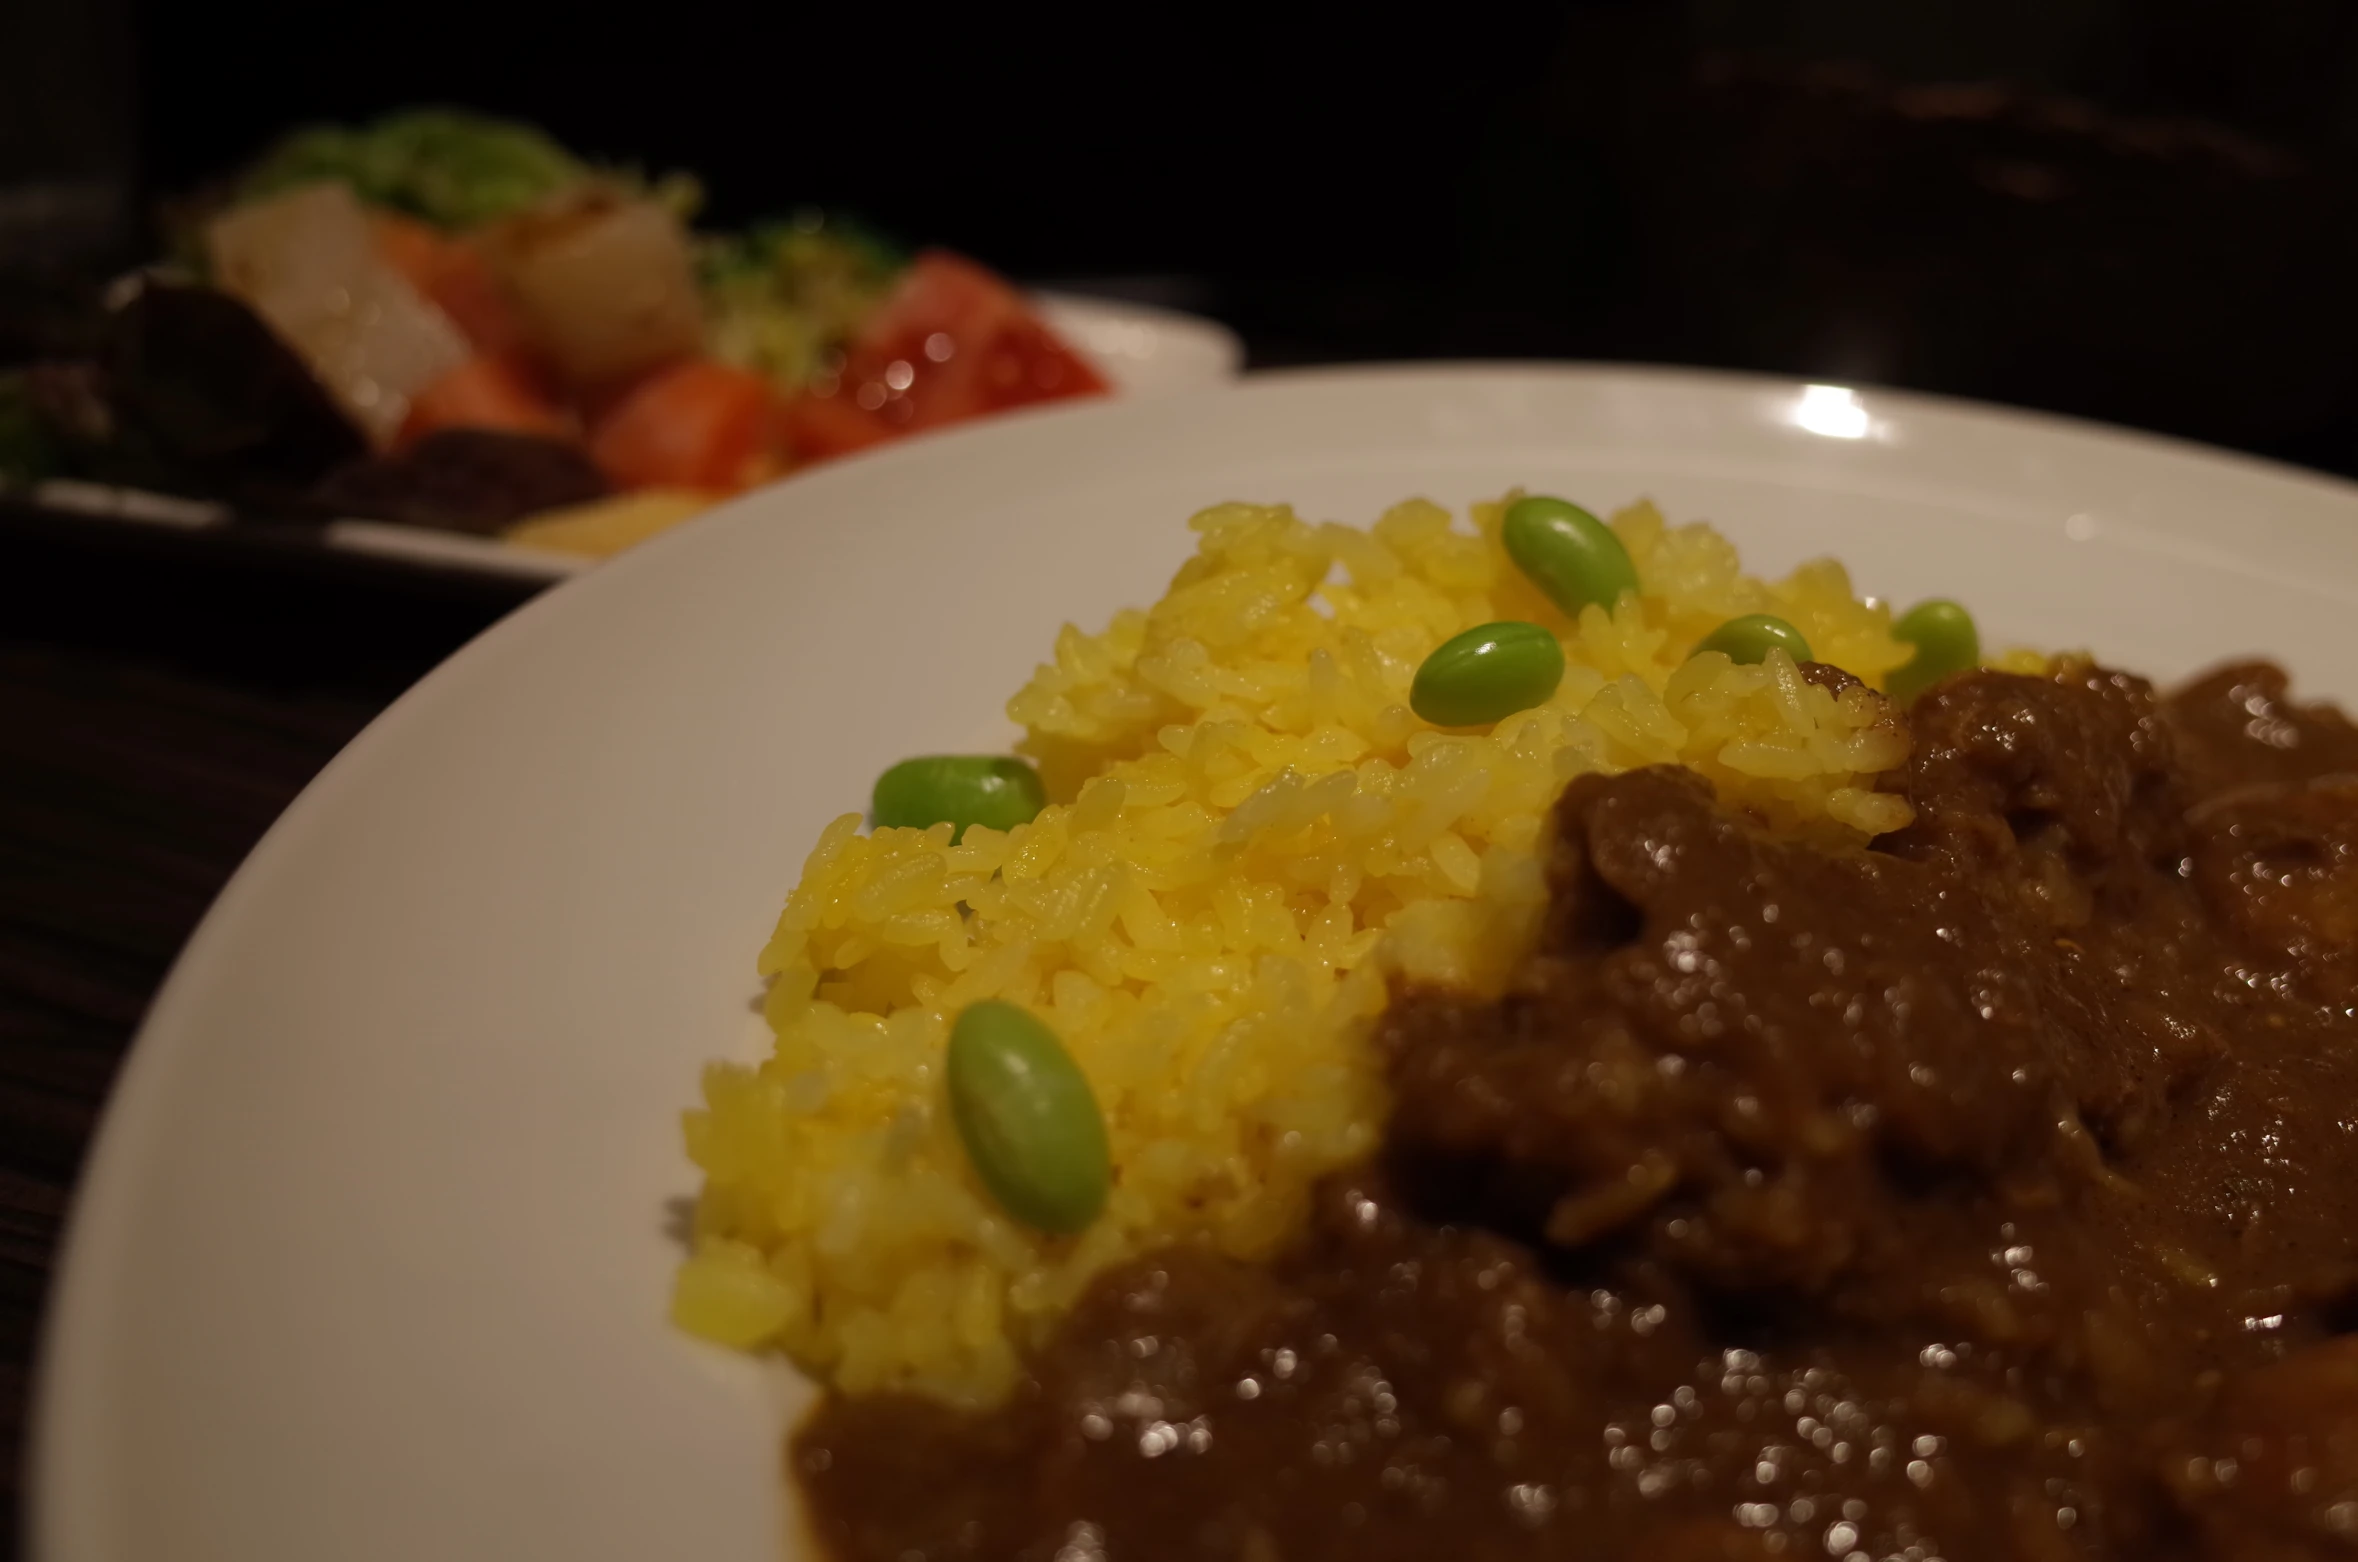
[589,360,785,492]
[778,389,899,462]
[782,251,1109,463]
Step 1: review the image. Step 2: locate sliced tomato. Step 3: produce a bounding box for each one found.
[588,360,785,492]
[399,356,573,446]
[371,212,534,364]
[782,251,1111,463]
[779,389,900,462]
[959,308,1110,409]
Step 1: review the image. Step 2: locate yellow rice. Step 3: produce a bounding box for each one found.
[672,494,1992,1406]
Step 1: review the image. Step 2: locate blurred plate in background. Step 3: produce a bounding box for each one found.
[13,293,1246,585]
[1032,292,1244,398]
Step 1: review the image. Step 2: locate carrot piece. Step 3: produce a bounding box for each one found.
[371,212,534,363]
[400,357,573,446]
[588,360,784,491]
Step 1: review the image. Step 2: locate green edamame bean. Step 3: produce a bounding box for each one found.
[1501,495,1640,617]
[872,756,1047,841]
[1886,598,1980,703]
[1410,621,1566,727]
[947,1000,1110,1234]
[1694,614,1813,666]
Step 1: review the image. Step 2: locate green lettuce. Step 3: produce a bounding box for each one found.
[237,108,697,230]
[701,212,906,391]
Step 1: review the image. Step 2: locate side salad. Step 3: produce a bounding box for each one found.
[0,109,1112,558]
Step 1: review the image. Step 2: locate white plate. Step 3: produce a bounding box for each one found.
[1032,292,1246,397]
[30,366,2358,1562]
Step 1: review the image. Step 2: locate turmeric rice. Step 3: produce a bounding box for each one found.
[671,494,2015,1406]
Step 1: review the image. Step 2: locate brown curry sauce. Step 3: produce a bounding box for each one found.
[798,662,2358,1562]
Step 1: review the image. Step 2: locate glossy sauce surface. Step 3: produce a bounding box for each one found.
[800,662,2358,1562]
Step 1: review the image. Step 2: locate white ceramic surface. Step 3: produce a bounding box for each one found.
[1031,292,1246,397]
[30,366,2358,1562]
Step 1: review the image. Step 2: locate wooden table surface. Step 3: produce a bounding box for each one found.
[0,514,545,1557]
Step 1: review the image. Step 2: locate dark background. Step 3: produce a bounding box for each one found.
[75,0,2358,472]
[11,1,2358,1553]
[8,0,2358,465]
